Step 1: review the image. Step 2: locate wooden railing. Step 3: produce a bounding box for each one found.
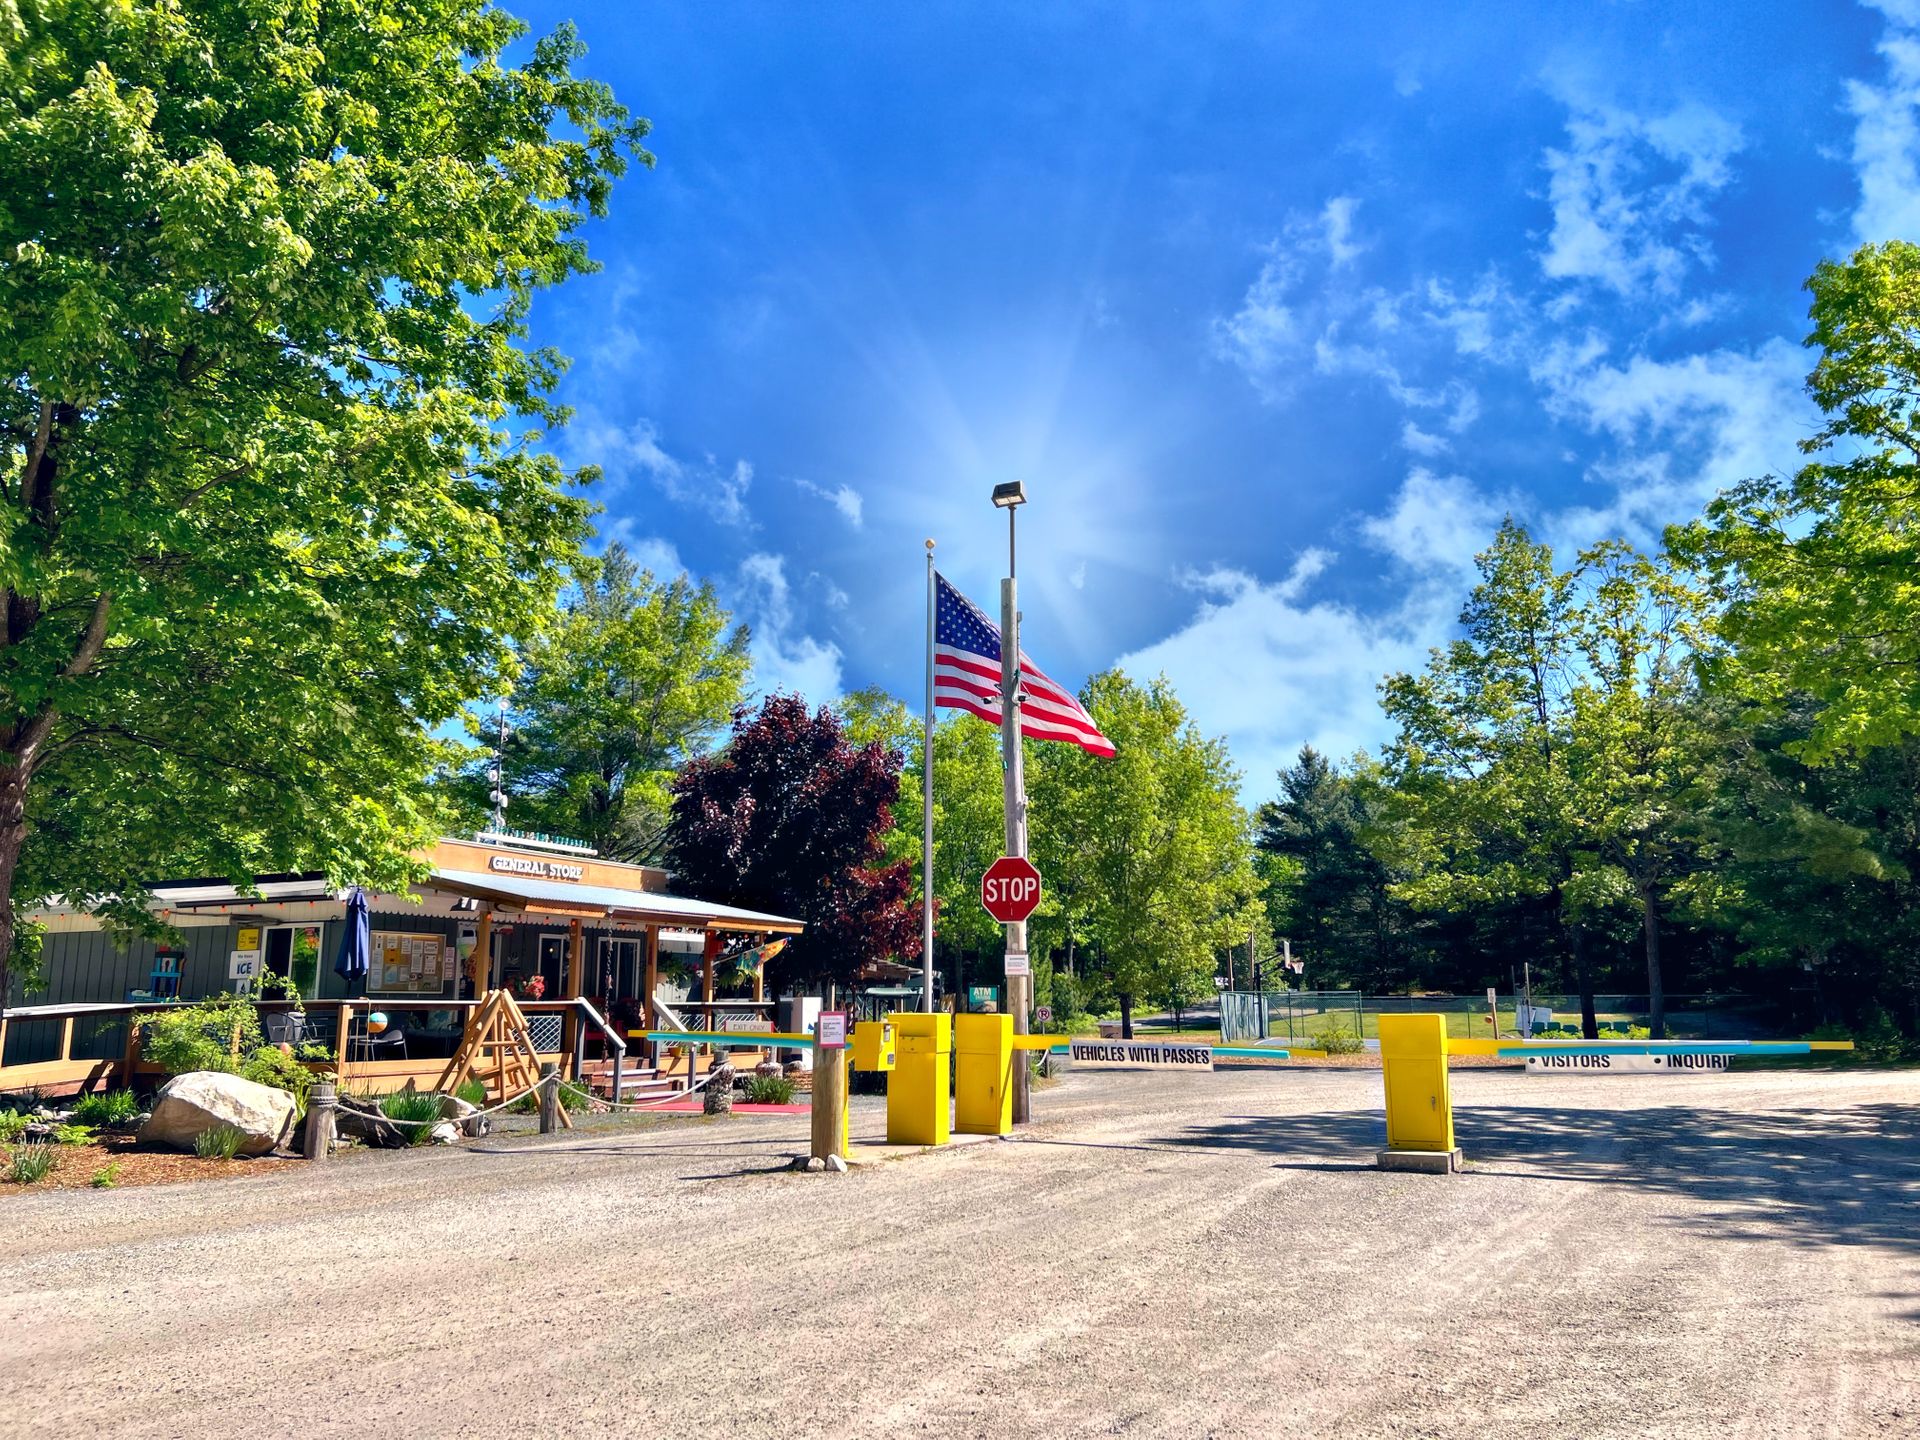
[0,996,624,1098]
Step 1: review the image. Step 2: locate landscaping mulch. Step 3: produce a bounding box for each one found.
[0,1134,299,1194]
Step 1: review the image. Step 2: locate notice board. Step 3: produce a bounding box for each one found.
[371,930,453,996]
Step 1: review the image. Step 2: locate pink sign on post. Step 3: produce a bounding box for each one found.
[817,1010,848,1049]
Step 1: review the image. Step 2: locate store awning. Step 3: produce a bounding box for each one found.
[424,868,804,934]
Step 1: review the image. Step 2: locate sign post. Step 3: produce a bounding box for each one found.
[983,853,1042,1121]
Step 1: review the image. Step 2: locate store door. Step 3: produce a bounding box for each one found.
[263,923,325,999]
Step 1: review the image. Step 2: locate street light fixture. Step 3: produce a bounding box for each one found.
[991,480,1027,508]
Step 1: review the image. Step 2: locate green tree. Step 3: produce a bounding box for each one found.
[1379,524,1716,1034]
[473,544,749,860]
[1378,521,1602,1032]
[1681,241,1920,762]
[0,1,648,1009]
[1030,673,1259,1036]
[1561,541,1716,1037]
[893,713,1009,998]
[1254,747,1411,991]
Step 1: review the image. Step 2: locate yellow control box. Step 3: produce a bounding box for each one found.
[851,1019,896,1073]
[953,1012,1013,1136]
[1379,1013,1454,1153]
[887,1011,951,1146]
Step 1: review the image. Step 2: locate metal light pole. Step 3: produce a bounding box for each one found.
[992,480,1032,1125]
[921,539,937,1012]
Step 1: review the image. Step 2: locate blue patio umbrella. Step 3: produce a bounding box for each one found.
[334,886,370,996]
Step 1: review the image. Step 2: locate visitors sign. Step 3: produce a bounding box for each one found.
[1066,1039,1214,1071]
[981,856,1042,923]
[1524,1053,1730,1074]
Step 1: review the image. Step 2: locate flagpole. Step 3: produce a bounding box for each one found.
[922,539,937,1013]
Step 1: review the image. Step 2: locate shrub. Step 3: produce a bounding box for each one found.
[455,1080,487,1107]
[49,1123,94,1146]
[0,1112,28,1143]
[1853,1008,1913,1061]
[741,1073,796,1105]
[7,1142,58,1181]
[5,1143,57,1183]
[90,1162,123,1189]
[72,1089,141,1127]
[239,1045,330,1109]
[194,1125,248,1160]
[1315,1024,1364,1056]
[378,1090,445,1145]
[138,993,264,1076]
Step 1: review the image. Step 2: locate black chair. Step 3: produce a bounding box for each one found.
[347,1015,408,1063]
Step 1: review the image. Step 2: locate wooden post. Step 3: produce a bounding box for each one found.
[58,1015,74,1065]
[702,930,719,1057]
[336,1002,353,1089]
[303,1081,336,1161]
[469,908,493,993]
[538,1061,558,1135]
[121,1011,141,1085]
[0,1012,8,1070]
[563,918,584,1072]
[642,925,659,1070]
[811,1044,848,1161]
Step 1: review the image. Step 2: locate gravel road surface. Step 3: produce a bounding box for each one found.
[1,1064,1914,1439]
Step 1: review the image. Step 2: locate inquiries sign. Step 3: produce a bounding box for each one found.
[1525,1053,1730,1074]
[1066,1040,1214,1071]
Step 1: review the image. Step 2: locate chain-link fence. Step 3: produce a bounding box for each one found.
[1219,990,1808,1043]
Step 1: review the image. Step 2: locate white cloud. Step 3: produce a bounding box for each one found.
[1212,245,1305,398]
[1530,335,1812,550]
[1359,468,1509,573]
[1401,421,1450,456]
[1322,196,1364,267]
[1846,4,1920,244]
[735,553,843,705]
[1539,98,1743,297]
[794,477,865,528]
[598,519,685,579]
[568,416,754,528]
[1116,471,1499,791]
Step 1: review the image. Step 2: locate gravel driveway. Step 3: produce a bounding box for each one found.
[0,1064,1914,1438]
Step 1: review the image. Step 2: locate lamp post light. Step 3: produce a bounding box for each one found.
[992,479,1032,1124]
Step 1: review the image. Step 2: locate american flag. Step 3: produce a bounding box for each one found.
[934,572,1115,757]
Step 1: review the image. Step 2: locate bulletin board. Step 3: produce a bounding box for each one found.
[370,930,454,997]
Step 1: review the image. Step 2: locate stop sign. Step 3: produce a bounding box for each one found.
[981,855,1043,923]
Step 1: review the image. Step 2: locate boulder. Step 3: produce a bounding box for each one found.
[139,1072,297,1156]
[438,1094,490,1138]
[427,1122,459,1145]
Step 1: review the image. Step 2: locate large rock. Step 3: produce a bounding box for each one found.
[139,1072,297,1156]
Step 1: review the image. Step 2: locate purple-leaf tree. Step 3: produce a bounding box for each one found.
[666,695,922,988]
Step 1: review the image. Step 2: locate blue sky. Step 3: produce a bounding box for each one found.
[514,0,1920,794]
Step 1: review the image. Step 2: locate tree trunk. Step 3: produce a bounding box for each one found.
[1119,992,1134,1039]
[1642,887,1666,1040]
[0,761,27,1024]
[1571,927,1599,1039]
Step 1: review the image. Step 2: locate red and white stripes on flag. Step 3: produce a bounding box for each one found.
[932,571,1116,757]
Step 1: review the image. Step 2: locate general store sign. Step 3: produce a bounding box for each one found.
[488,854,585,881]
[1066,1040,1214,1071]
[1525,1053,1730,1075]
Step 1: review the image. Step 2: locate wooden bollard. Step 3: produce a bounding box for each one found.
[303,1081,336,1161]
[810,1045,848,1162]
[538,1062,558,1135]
